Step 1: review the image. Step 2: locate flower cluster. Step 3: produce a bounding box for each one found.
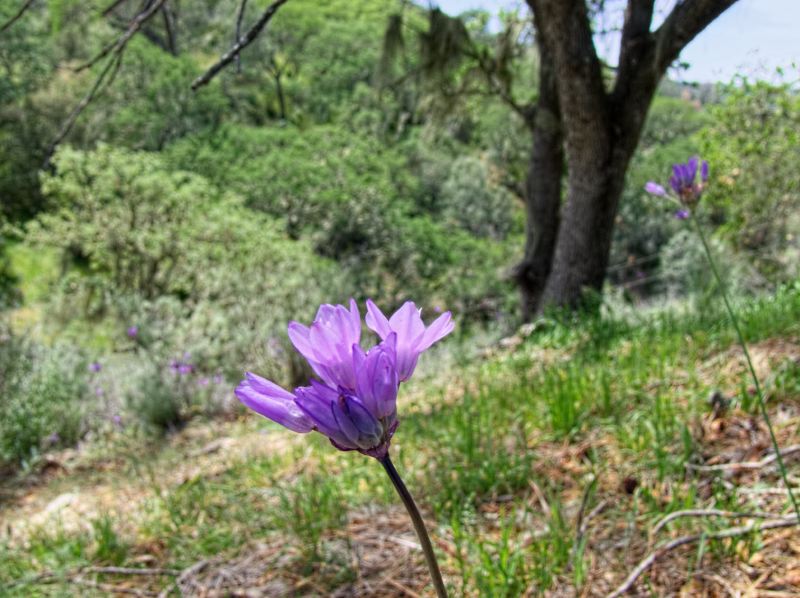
[236,300,453,459]
[645,156,710,216]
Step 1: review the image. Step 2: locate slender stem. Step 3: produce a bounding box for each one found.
[690,214,800,522]
[380,454,448,597]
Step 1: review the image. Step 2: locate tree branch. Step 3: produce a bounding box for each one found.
[75,0,167,72]
[654,0,740,74]
[612,0,655,100]
[0,0,35,34]
[234,0,248,73]
[191,0,289,91]
[43,51,125,167]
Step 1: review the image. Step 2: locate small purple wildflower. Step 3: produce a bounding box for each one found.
[88,361,102,373]
[675,209,690,220]
[127,325,138,339]
[111,414,123,427]
[644,182,667,197]
[95,387,104,397]
[46,432,60,445]
[178,363,193,375]
[198,377,210,387]
[235,299,453,459]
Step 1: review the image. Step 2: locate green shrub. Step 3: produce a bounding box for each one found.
[0,327,89,467]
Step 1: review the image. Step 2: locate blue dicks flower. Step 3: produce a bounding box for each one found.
[235,300,453,459]
[365,300,454,381]
[646,156,710,209]
[88,361,102,373]
[127,325,138,339]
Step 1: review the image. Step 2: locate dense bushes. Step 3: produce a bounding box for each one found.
[0,325,89,467]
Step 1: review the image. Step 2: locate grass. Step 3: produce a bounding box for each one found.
[2,283,800,595]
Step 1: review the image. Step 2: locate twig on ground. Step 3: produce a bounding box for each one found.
[156,558,210,598]
[191,0,289,90]
[650,508,784,537]
[83,566,181,576]
[607,515,800,598]
[686,444,800,473]
[69,577,158,596]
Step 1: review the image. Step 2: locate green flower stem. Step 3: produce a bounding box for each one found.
[690,213,800,522]
[380,454,448,598]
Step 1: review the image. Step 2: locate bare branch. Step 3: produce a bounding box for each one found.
[234,0,249,73]
[654,0,741,74]
[0,0,35,35]
[607,515,800,598]
[101,0,132,18]
[75,0,167,72]
[686,443,800,473]
[191,0,289,91]
[43,51,124,167]
[650,508,783,538]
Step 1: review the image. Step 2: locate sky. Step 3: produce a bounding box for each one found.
[433,0,800,83]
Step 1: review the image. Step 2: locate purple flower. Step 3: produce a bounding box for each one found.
[111,414,123,427]
[644,182,667,197]
[675,209,690,220]
[127,325,138,339]
[46,432,60,445]
[178,363,193,375]
[198,377,210,387]
[668,156,709,205]
[288,299,362,389]
[235,299,453,459]
[88,361,102,373]
[95,387,104,397]
[365,300,454,381]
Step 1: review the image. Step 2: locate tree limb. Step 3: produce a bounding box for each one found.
[43,51,124,167]
[234,0,249,73]
[191,0,289,91]
[612,0,655,101]
[607,515,800,598]
[75,0,167,72]
[654,0,740,74]
[0,0,35,34]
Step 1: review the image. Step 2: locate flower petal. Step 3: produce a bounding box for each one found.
[365,299,391,338]
[418,311,454,351]
[235,373,313,433]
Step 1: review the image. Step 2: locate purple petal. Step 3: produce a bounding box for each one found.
[355,333,399,419]
[687,156,699,182]
[674,209,690,220]
[365,299,391,338]
[388,302,426,347]
[235,373,313,433]
[418,311,455,351]
[644,182,667,197]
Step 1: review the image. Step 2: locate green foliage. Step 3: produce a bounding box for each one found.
[440,156,515,239]
[32,144,337,378]
[700,81,800,282]
[0,326,89,467]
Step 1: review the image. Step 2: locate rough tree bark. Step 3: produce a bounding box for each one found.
[514,18,563,321]
[520,0,739,314]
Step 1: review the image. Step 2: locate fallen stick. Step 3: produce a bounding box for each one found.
[686,444,800,473]
[650,508,782,537]
[607,515,800,598]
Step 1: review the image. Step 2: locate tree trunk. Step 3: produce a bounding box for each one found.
[514,45,563,321]
[524,0,739,313]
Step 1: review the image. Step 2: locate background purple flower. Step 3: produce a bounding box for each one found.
[127,325,138,338]
[88,361,102,373]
